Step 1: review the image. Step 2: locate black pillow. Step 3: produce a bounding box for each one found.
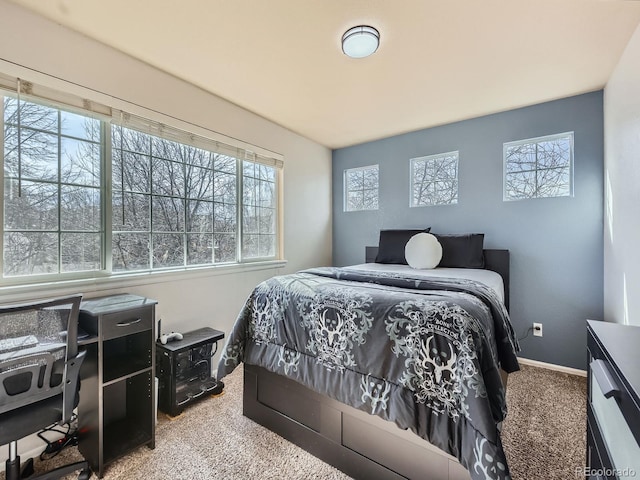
[433,233,485,268]
[375,228,431,264]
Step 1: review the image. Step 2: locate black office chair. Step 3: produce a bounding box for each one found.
[0,295,91,480]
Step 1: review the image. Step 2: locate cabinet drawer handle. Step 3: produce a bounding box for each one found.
[591,359,619,398]
[116,318,142,327]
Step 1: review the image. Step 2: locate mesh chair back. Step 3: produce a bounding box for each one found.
[0,295,83,422]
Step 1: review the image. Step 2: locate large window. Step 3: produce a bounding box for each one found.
[242,160,277,259]
[410,151,458,207]
[3,95,103,277]
[344,165,379,212]
[503,132,573,201]
[1,82,281,283]
[111,126,276,271]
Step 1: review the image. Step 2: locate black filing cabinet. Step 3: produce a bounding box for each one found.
[587,320,640,480]
[156,327,224,417]
[77,294,157,478]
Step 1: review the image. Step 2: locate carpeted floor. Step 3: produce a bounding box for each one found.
[5,364,586,480]
[501,364,587,480]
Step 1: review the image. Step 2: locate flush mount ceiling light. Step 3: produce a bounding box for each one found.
[342,25,380,59]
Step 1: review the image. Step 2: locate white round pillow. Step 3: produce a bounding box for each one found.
[405,233,443,269]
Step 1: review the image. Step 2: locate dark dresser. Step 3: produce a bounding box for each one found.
[587,320,640,480]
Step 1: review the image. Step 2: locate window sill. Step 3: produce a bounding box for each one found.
[0,260,288,304]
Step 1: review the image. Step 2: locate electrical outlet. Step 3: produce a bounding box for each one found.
[533,322,543,337]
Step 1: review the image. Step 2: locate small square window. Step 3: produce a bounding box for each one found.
[410,151,459,207]
[344,165,379,212]
[503,132,573,201]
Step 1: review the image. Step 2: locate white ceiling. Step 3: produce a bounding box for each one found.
[9,0,640,149]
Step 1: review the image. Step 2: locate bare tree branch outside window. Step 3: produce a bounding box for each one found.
[410,152,459,207]
[504,133,573,201]
[111,126,246,271]
[2,91,280,281]
[242,162,276,259]
[3,96,102,277]
[344,165,379,212]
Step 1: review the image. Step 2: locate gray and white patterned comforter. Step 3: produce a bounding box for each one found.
[217,267,520,480]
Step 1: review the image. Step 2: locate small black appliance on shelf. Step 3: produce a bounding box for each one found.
[156,326,225,417]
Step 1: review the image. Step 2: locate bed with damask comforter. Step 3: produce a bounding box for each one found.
[217,256,519,480]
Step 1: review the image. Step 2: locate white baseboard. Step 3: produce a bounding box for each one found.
[517,357,587,377]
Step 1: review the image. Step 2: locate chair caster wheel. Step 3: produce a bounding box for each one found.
[78,468,92,480]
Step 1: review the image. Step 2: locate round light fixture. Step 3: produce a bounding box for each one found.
[342,25,380,59]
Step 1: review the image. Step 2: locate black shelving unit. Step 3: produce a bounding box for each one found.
[156,327,224,417]
[78,294,157,478]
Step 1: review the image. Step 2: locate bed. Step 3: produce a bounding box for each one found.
[217,241,519,480]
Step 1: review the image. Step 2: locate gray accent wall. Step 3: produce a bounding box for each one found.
[332,92,604,370]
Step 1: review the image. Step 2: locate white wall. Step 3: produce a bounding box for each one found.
[0,2,332,347]
[604,22,640,326]
[0,0,332,457]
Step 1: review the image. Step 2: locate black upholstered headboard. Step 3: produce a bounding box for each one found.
[364,246,510,311]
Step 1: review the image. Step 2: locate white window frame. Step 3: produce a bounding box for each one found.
[343,164,379,212]
[1,92,109,282]
[503,132,574,201]
[0,75,284,288]
[409,151,459,207]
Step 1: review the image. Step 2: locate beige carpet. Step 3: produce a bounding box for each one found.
[501,364,587,480]
[4,363,586,480]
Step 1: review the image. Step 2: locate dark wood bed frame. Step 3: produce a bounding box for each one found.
[243,249,510,480]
